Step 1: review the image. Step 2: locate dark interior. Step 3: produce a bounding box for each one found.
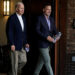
[22,0,55,75]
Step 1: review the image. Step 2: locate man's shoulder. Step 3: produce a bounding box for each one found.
[38,14,43,18]
[49,16,54,20]
[37,15,44,20]
[22,15,26,20]
[9,13,16,18]
[8,13,16,21]
[48,16,55,23]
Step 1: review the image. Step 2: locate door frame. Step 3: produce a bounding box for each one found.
[55,0,67,75]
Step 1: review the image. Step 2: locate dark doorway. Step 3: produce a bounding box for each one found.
[22,0,55,75]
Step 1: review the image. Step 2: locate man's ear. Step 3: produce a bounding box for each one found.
[16,8,18,12]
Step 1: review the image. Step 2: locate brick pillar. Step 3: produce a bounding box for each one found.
[65,0,75,74]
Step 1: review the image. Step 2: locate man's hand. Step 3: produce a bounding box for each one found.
[56,36,60,41]
[25,44,30,52]
[11,45,15,51]
[47,36,54,42]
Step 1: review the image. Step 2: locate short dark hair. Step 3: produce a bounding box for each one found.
[43,3,51,9]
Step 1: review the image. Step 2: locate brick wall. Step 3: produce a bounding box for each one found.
[66,0,75,53]
[65,0,75,74]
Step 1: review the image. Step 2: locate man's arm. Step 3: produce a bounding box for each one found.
[8,17,15,51]
[52,18,58,35]
[23,17,30,52]
[36,17,48,39]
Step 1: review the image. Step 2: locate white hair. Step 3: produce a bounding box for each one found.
[15,2,24,9]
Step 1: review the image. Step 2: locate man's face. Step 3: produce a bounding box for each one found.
[17,4,24,15]
[43,5,52,16]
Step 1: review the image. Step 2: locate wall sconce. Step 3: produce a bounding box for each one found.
[4,0,10,16]
[72,19,75,29]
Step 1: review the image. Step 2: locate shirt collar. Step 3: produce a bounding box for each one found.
[16,13,22,17]
[44,14,50,20]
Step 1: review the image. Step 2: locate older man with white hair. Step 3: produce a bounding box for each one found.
[6,2,29,75]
